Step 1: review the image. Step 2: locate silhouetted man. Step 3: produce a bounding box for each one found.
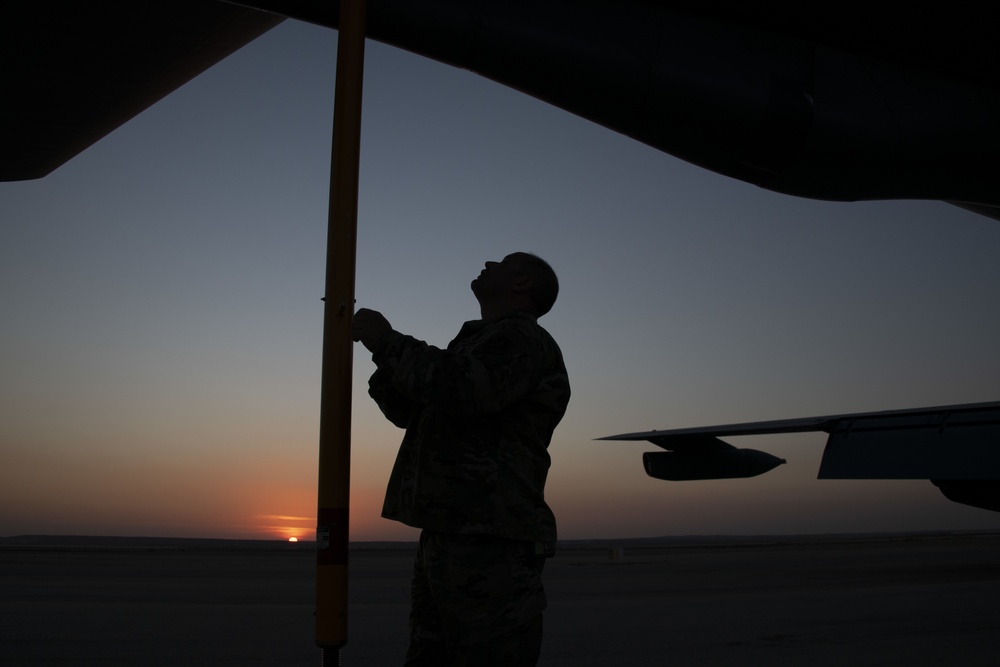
[352,252,570,666]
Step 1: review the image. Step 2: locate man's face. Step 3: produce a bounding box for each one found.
[471,253,528,299]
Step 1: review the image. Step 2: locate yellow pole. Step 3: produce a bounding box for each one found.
[316,0,365,656]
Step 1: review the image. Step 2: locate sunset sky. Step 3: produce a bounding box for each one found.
[4,19,1000,542]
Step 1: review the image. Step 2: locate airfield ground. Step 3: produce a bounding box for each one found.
[3,532,1000,666]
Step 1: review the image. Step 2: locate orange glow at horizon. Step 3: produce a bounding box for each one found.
[249,485,407,541]
[257,514,313,542]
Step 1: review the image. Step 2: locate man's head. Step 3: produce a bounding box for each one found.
[471,252,559,319]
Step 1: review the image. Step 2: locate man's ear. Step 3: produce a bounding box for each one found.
[513,274,533,294]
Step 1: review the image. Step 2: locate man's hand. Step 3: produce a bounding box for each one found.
[352,307,392,353]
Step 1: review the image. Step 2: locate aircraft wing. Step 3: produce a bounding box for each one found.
[600,414,840,447]
[4,1,1000,220]
[600,401,1000,511]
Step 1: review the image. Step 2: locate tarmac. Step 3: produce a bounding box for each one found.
[4,532,1000,666]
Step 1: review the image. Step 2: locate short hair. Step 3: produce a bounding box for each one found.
[516,253,559,317]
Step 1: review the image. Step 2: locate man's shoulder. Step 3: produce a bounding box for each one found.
[454,312,565,368]
[484,313,564,352]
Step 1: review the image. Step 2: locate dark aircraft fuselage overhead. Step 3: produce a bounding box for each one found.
[4,1,1000,220]
[236,1,1000,217]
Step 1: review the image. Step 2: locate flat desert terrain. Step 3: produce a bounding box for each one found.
[3,532,1000,666]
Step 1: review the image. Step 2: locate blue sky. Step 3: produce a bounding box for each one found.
[3,19,1000,540]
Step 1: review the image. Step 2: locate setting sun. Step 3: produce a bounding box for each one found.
[254,513,314,542]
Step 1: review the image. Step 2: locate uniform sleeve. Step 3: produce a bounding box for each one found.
[372,321,547,416]
[367,366,414,428]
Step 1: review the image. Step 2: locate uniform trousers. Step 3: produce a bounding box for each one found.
[404,529,548,666]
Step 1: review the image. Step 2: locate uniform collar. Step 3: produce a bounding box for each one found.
[458,310,538,337]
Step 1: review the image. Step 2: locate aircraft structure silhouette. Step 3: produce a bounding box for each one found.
[6,1,1000,221]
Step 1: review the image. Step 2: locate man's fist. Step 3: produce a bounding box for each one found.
[352,307,392,352]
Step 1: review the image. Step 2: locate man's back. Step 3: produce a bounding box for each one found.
[370,311,570,542]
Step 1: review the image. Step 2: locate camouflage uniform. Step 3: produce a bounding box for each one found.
[366,311,570,665]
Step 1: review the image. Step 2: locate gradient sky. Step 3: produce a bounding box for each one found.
[4,19,1000,542]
